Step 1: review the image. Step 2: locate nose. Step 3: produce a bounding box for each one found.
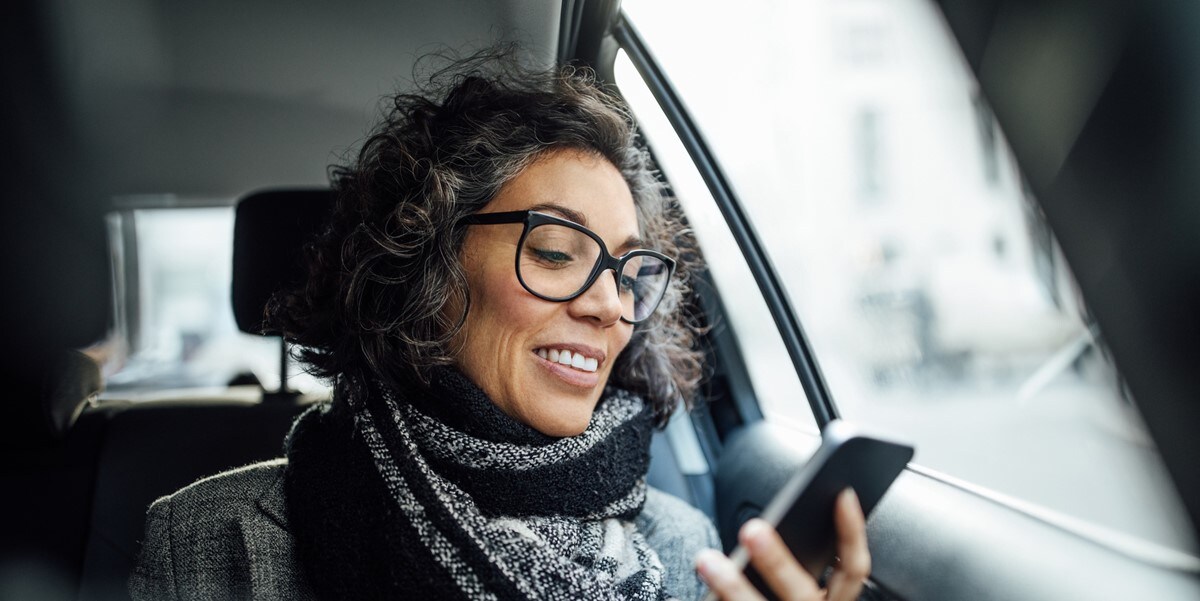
[567,269,625,325]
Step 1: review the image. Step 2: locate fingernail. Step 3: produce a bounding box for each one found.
[841,488,859,503]
[695,549,733,584]
[739,518,769,550]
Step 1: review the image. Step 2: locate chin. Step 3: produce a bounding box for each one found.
[528,408,593,438]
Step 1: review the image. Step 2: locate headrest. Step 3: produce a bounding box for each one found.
[231,188,334,335]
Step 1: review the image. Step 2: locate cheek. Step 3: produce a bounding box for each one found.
[616,327,634,354]
[465,264,549,345]
[606,326,636,372]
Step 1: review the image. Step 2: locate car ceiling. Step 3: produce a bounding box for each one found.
[44,0,562,201]
[0,0,569,401]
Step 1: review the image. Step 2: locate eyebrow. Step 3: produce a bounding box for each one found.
[529,202,645,252]
[529,202,587,227]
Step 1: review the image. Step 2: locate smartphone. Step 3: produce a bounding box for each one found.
[704,420,914,600]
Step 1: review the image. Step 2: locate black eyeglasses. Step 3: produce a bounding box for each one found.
[459,210,676,323]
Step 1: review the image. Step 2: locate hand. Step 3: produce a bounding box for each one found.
[697,489,871,601]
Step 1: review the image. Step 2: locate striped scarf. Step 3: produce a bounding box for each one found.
[284,368,674,600]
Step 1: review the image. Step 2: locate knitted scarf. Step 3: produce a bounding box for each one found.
[284,367,674,600]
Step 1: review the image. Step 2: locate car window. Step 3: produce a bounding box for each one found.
[615,54,818,436]
[101,202,325,397]
[622,0,1196,553]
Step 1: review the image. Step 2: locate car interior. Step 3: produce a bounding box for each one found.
[3,1,1199,600]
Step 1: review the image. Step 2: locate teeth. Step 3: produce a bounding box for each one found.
[535,348,599,373]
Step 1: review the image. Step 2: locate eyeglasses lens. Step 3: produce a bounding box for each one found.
[622,255,669,322]
[518,223,669,322]
[519,223,601,299]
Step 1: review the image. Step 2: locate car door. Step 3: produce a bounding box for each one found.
[564,0,1200,599]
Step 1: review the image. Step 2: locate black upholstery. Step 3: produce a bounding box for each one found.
[76,398,307,601]
[0,8,111,589]
[232,188,335,334]
[0,351,108,600]
[68,188,337,600]
[2,349,102,450]
[0,406,115,601]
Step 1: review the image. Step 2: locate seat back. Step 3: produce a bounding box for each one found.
[0,352,108,601]
[74,188,334,600]
[76,397,309,601]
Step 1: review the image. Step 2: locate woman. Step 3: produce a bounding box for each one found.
[130,52,870,601]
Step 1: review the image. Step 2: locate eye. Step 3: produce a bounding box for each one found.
[531,247,573,265]
[619,273,637,293]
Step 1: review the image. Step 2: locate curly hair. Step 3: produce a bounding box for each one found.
[268,50,702,423]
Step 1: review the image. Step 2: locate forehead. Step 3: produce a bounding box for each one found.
[485,149,640,239]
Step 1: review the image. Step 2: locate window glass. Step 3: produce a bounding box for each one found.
[102,204,325,397]
[624,0,1195,552]
[615,54,817,435]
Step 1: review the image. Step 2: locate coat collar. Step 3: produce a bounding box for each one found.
[254,459,291,532]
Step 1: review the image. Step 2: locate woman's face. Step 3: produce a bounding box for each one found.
[452,148,638,437]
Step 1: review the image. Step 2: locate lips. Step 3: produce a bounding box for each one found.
[533,347,600,373]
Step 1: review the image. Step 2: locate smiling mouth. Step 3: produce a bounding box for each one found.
[533,347,600,373]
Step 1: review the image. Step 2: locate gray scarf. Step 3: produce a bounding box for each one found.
[285,368,675,600]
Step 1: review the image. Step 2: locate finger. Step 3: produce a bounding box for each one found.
[696,548,769,601]
[826,489,871,601]
[739,519,821,601]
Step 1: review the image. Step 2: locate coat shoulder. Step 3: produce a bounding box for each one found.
[129,459,311,600]
[638,487,720,600]
[160,458,289,526]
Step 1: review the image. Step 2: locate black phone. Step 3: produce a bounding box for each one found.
[705,420,914,600]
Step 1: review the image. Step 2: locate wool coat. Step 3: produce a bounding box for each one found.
[129,459,720,600]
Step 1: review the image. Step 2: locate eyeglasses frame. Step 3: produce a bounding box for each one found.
[459,210,676,324]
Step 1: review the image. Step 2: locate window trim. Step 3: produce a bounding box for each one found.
[613,14,839,428]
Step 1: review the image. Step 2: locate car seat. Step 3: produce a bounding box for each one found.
[73,188,332,601]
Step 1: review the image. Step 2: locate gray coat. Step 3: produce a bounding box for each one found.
[129,459,719,600]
